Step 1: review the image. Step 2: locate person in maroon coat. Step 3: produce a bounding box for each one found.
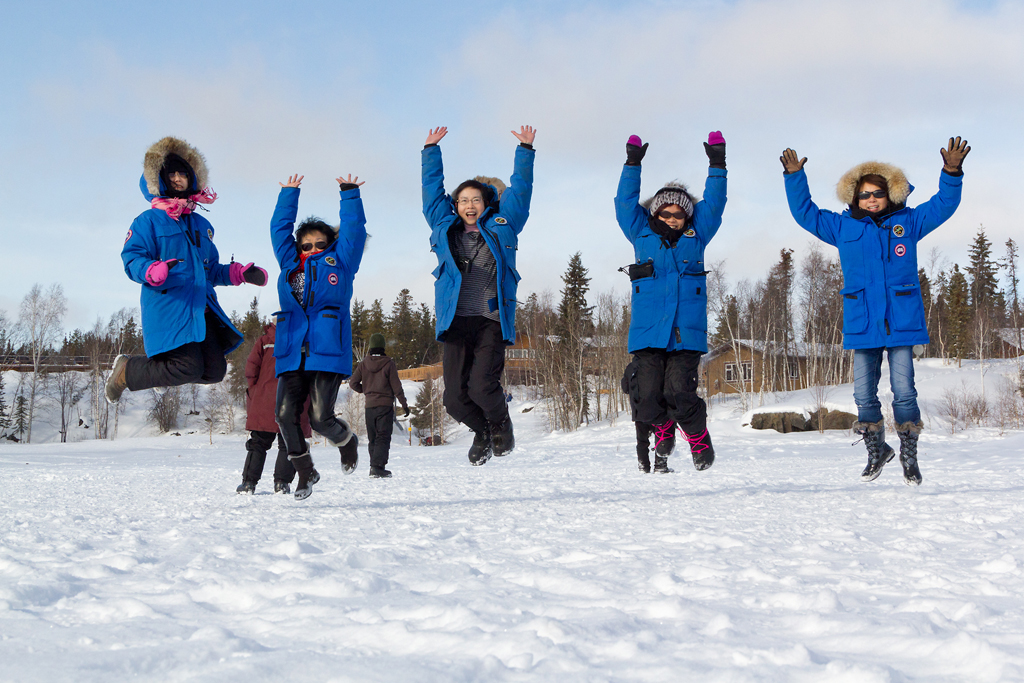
[349,333,409,478]
[237,323,311,494]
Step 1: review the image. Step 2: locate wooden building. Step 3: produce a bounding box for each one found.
[703,340,845,396]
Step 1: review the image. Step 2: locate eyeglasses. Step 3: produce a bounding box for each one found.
[457,197,484,206]
[300,240,328,252]
[857,190,887,200]
[658,210,687,221]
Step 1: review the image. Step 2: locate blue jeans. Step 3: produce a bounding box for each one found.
[853,347,919,425]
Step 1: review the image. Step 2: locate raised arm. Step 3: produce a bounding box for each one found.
[336,174,368,274]
[271,175,303,268]
[691,131,728,241]
[781,150,841,246]
[914,136,968,239]
[614,134,650,242]
[422,127,453,228]
[498,126,537,232]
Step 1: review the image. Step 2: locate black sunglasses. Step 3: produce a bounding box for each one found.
[857,190,887,200]
[658,210,687,221]
[300,240,328,252]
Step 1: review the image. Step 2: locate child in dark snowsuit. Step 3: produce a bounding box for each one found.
[615,132,727,473]
[271,173,366,500]
[421,126,535,466]
[781,137,970,486]
[236,322,312,494]
[106,137,268,403]
[349,333,410,479]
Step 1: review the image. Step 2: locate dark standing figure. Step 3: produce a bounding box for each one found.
[349,333,410,479]
[781,137,970,485]
[421,126,536,465]
[615,133,727,473]
[271,173,366,500]
[107,137,269,403]
[236,322,312,494]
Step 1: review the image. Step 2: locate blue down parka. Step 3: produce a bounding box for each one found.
[785,166,962,349]
[122,138,242,358]
[615,165,727,354]
[270,186,366,377]
[422,143,535,344]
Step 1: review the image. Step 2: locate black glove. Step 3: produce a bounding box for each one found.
[242,264,268,286]
[625,135,648,166]
[704,142,726,169]
[339,182,359,191]
[403,406,410,417]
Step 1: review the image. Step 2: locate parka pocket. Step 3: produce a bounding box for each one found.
[889,284,925,331]
[840,287,868,334]
[311,307,343,356]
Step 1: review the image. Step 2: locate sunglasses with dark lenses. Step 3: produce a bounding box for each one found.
[856,190,887,200]
[658,210,687,221]
[300,240,328,252]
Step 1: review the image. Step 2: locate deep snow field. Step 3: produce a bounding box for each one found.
[2,359,1024,682]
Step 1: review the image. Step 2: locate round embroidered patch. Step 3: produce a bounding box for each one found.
[493,216,507,225]
[893,224,905,237]
[895,244,907,257]
[207,228,214,241]
[683,228,696,237]
[325,256,337,266]
[328,273,339,285]
[124,229,133,243]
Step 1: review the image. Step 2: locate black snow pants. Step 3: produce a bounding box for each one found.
[276,362,350,457]
[365,405,395,469]
[242,431,296,484]
[627,348,706,434]
[442,315,508,434]
[125,311,229,391]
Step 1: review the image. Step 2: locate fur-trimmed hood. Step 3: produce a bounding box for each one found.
[141,136,209,199]
[836,161,911,206]
[640,181,697,213]
[474,175,506,200]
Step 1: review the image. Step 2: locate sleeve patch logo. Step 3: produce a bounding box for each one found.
[124,229,133,243]
[324,256,337,266]
[894,244,907,257]
[493,216,507,225]
[683,228,696,237]
[328,273,339,285]
[892,225,905,237]
[207,228,214,241]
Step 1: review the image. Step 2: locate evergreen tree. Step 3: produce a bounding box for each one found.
[1001,237,1022,353]
[0,372,9,433]
[351,298,369,352]
[409,375,435,432]
[556,252,593,426]
[13,392,28,439]
[388,289,418,369]
[416,302,440,366]
[227,297,266,405]
[967,226,999,311]
[946,264,971,364]
[121,316,143,354]
[367,299,386,341]
[712,294,739,346]
[930,269,951,358]
[557,252,594,337]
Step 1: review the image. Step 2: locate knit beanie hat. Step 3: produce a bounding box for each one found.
[368,333,386,352]
[648,186,694,220]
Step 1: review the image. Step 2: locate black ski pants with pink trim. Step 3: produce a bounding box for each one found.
[625,348,706,434]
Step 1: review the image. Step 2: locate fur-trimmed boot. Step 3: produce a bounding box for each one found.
[105,354,130,404]
[468,427,492,466]
[289,452,320,500]
[895,420,923,486]
[329,419,359,474]
[854,420,895,482]
[681,428,715,471]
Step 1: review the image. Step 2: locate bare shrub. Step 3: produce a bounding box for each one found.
[939,386,963,434]
[341,387,367,438]
[808,383,834,433]
[148,386,183,433]
[995,375,1024,434]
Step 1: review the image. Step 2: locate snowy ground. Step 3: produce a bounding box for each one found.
[3,361,1024,682]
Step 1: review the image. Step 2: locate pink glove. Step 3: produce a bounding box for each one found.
[708,131,725,146]
[145,259,179,286]
[229,262,268,286]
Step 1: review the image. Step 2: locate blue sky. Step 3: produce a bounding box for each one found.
[2,0,1022,333]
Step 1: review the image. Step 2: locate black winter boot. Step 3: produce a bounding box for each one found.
[490,417,515,457]
[369,466,393,478]
[468,427,492,466]
[273,480,291,494]
[854,420,895,482]
[236,480,256,495]
[289,453,320,500]
[635,423,652,473]
[653,453,674,474]
[329,420,359,474]
[896,420,923,486]
[652,419,675,456]
[681,427,715,471]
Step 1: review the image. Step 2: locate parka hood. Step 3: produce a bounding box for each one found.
[141,136,209,199]
[836,161,911,206]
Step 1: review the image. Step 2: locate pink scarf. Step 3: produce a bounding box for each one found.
[151,187,218,219]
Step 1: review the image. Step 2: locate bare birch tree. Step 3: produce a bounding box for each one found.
[18,284,67,443]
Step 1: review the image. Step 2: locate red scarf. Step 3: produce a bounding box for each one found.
[151,187,218,219]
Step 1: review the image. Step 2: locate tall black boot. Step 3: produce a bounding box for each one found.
[680,427,715,471]
[490,417,515,457]
[854,420,895,482]
[289,452,320,500]
[328,419,359,474]
[896,420,923,486]
[468,426,492,466]
[635,423,652,473]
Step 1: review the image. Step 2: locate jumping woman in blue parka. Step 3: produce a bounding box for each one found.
[270,173,366,500]
[106,137,269,404]
[781,137,971,486]
[616,132,727,474]
[422,125,535,466]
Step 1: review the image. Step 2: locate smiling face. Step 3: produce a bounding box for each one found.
[857,181,889,213]
[656,204,688,231]
[455,188,485,226]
